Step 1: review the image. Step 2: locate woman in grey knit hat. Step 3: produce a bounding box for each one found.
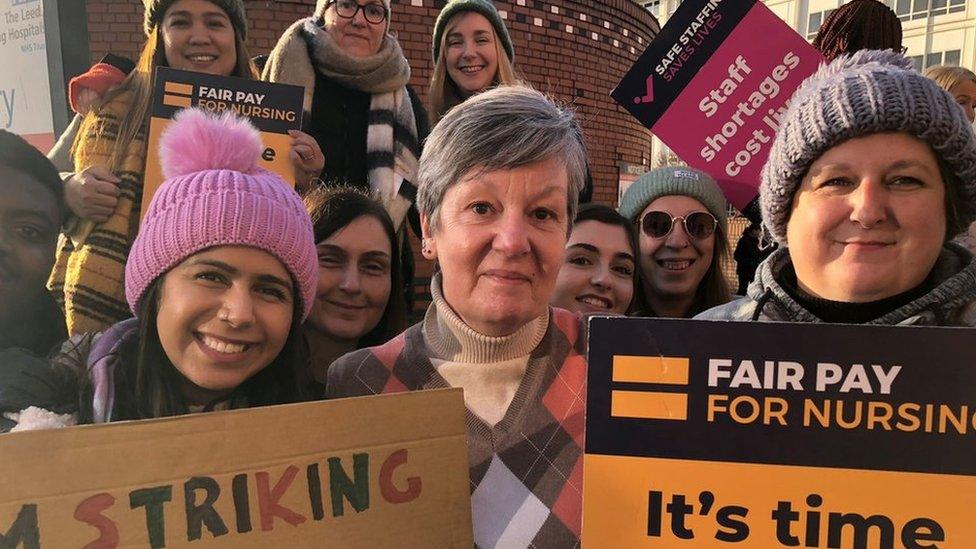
[698,50,976,326]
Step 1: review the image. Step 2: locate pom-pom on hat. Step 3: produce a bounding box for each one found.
[760,49,976,245]
[125,108,318,320]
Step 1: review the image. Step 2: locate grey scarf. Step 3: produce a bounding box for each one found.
[263,18,419,229]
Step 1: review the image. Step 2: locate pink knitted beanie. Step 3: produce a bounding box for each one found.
[125,108,318,320]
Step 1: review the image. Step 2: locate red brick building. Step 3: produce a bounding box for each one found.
[80,0,659,312]
[82,0,659,205]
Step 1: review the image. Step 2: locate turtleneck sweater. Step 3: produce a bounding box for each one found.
[326,274,587,546]
[425,277,548,426]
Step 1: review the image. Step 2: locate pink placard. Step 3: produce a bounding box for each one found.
[650,3,823,209]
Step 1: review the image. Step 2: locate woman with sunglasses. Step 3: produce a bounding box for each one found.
[619,167,732,318]
[699,51,976,326]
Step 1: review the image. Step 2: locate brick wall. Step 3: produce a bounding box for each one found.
[83,0,658,206]
[83,0,659,317]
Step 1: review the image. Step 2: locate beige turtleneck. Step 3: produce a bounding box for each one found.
[423,275,549,426]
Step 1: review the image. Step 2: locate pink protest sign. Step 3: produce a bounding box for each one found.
[612,0,824,210]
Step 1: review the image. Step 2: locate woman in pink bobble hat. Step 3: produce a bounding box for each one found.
[0,108,319,431]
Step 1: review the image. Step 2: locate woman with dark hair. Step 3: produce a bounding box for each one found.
[49,0,324,337]
[618,167,732,318]
[812,0,902,62]
[303,185,407,382]
[0,109,318,431]
[550,204,638,315]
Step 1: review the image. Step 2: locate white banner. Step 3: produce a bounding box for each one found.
[0,0,54,151]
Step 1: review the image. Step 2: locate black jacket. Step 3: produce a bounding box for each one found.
[305,72,430,190]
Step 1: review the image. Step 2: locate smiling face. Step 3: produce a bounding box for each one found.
[551,220,635,315]
[160,0,238,76]
[308,215,392,342]
[444,12,500,99]
[155,246,295,403]
[950,78,976,124]
[0,168,59,316]
[787,132,946,302]
[422,157,569,336]
[638,195,715,312]
[323,0,387,58]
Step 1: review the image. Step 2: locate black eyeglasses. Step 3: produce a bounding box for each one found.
[327,0,388,24]
[639,211,717,240]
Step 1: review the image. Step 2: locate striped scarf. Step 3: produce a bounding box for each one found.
[47,91,145,335]
[263,18,419,228]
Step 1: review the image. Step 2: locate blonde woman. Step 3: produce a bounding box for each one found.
[925,65,976,123]
[429,0,520,124]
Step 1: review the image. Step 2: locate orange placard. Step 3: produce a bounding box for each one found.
[584,317,976,548]
[142,67,305,219]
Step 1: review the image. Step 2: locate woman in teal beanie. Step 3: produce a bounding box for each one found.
[429,0,520,123]
[619,166,732,317]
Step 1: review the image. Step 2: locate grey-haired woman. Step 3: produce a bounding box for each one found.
[327,85,589,546]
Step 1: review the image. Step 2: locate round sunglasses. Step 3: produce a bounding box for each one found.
[639,211,717,240]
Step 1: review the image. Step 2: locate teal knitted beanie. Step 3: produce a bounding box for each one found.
[432,0,515,63]
[618,167,728,233]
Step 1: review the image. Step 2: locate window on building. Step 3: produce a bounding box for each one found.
[806,9,835,40]
[913,50,963,71]
[642,0,661,17]
[891,0,968,20]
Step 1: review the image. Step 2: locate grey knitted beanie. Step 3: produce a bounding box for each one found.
[143,0,247,39]
[761,49,976,244]
[432,0,515,63]
[618,166,728,234]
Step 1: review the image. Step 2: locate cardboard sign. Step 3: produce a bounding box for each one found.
[583,318,976,548]
[142,67,305,219]
[0,389,473,548]
[611,0,824,210]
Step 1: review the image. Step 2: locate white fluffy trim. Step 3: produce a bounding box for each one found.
[6,406,77,432]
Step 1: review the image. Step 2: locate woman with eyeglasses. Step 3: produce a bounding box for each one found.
[698,51,976,326]
[263,0,428,230]
[263,0,430,323]
[619,167,732,318]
